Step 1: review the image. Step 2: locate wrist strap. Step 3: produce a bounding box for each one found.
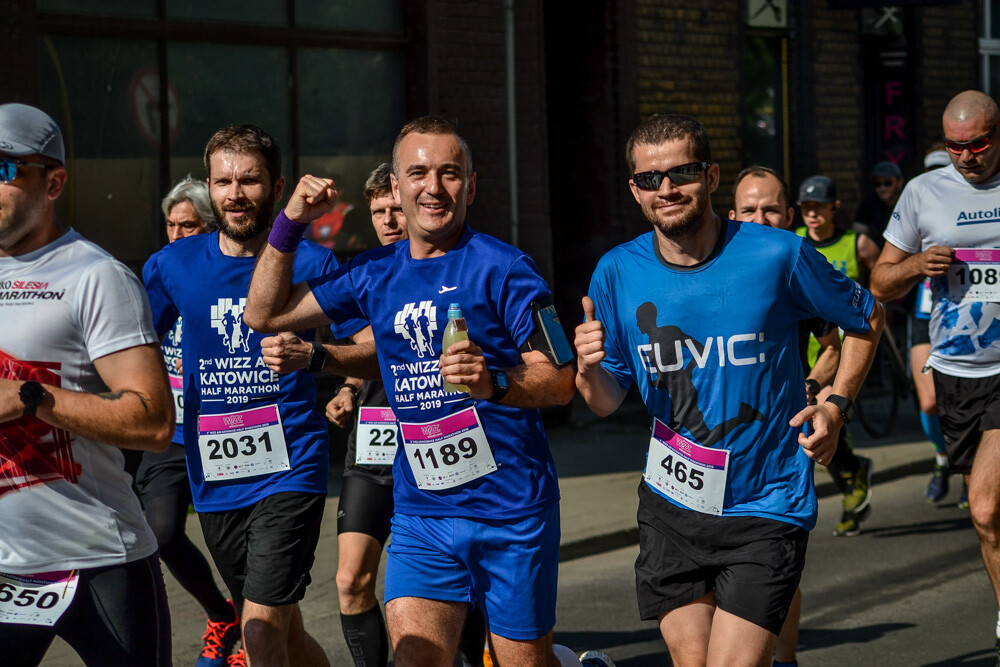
[267,210,308,253]
[307,341,327,372]
[335,383,361,401]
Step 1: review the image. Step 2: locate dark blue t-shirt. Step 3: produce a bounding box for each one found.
[143,232,350,512]
[308,225,560,520]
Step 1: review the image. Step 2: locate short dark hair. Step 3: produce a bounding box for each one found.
[392,115,473,175]
[625,113,711,175]
[732,166,791,210]
[364,162,393,202]
[203,124,282,186]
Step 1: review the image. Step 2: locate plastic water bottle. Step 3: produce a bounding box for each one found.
[441,303,470,394]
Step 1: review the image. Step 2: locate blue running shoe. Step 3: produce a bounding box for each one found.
[580,649,617,667]
[926,463,950,502]
[196,600,240,667]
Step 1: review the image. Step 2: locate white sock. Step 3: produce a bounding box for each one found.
[553,644,583,666]
[995,609,1000,637]
[936,453,949,467]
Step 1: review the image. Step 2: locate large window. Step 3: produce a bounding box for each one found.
[981,0,1000,95]
[37,3,406,268]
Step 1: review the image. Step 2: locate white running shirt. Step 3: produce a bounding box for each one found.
[0,230,159,574]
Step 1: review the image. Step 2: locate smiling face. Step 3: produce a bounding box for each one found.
[390,132,475,255]
[207,150,284,243]
[369,191,407,246]
[165,200,208,242]
[628,138,718,239]
[730,173,793,229]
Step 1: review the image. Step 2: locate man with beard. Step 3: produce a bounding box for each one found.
[573,114,882,666]
[871,90,1000,659]
[143,125,362,667]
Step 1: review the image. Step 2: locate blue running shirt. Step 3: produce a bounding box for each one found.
[143,232,351,512]
[308,225,560,520]
[589,220,875,529]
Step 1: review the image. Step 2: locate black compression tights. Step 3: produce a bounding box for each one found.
[144,493,235,621]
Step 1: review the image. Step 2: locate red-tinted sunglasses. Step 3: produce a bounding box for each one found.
[944,124,997,155]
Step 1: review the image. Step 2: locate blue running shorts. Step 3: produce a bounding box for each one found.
[385,503,560,640]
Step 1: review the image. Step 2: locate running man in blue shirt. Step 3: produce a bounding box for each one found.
[574,114,882,667]
[244,117,576,667]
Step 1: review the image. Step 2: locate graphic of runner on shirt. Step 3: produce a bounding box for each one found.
[635,301,763,447]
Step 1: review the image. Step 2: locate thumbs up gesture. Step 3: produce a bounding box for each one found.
[574,296,606,375]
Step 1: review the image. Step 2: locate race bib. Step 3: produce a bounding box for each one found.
[643,418,729,516]
[198,405,290,481]
[170,374,184,425]
[948,248,1000,302]
[0,570,78,627]
[355,406,398,466]
[399,407,497,490]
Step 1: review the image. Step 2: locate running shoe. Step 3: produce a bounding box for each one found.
[197,600,240,667]
[926,463,950,502]
[225,649,246,667]
[580,649,617,667]
[842,456,873,516]
[959,482,970,510]
[833,505,871,537]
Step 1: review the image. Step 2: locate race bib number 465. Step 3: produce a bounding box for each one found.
[643,418,729,516]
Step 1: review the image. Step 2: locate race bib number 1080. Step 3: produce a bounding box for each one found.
[948,248,1000,302]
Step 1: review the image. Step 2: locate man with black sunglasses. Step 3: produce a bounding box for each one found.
[872,89,1000,660]
[855,161,905,249]
[574,113,883,666]
[0,103,175,664]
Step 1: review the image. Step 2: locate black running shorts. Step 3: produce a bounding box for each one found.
[634,483,808,636]
[933,370,1000,475]
[337,474,394,544]
[199,491,325,606]
[134,442,190,502]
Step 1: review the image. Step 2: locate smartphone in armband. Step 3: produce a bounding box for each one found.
[530,300,575,367]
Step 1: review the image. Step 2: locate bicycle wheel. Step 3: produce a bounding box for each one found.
[857,341,899,439]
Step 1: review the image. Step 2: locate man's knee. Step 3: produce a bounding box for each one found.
[336,566,376,607]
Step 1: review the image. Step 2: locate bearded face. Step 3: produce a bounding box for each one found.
[207,150,279,242]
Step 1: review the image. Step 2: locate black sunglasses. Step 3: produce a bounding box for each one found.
[631,161,710,191]
[0,158,49,183]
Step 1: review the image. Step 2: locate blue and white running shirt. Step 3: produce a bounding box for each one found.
[144,232,353,512]
[884,165,1000,378]
[589,220,874,529]
[308,225,561,521]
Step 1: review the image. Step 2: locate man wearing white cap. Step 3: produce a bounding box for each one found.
[0,103,175,665]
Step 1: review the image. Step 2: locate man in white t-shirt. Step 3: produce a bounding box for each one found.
[0,103,175,665]
[871,89,1000,659]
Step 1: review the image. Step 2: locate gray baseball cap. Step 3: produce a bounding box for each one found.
[797,175,837,204]
[0,103,65,165]
[871,160,903,179]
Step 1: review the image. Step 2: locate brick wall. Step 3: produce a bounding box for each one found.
[915,0,979,154]
[633,1,743,217]
[421,0,554,280]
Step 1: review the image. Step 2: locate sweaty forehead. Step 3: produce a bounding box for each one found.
[208,150,267,178]
[398,132,467,169]
[736,175,784,208]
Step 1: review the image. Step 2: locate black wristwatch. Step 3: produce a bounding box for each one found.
[825,394,856,424]
[19,381,45,416]
[307,341,327,373]
[488,369,509,403]
[804,378,821,398]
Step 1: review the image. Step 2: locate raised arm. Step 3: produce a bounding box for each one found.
[1,342,175,451]
[870,241,954,302]
[244,175,340,333]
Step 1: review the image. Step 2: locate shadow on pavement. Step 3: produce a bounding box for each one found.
[799,622,915,650]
